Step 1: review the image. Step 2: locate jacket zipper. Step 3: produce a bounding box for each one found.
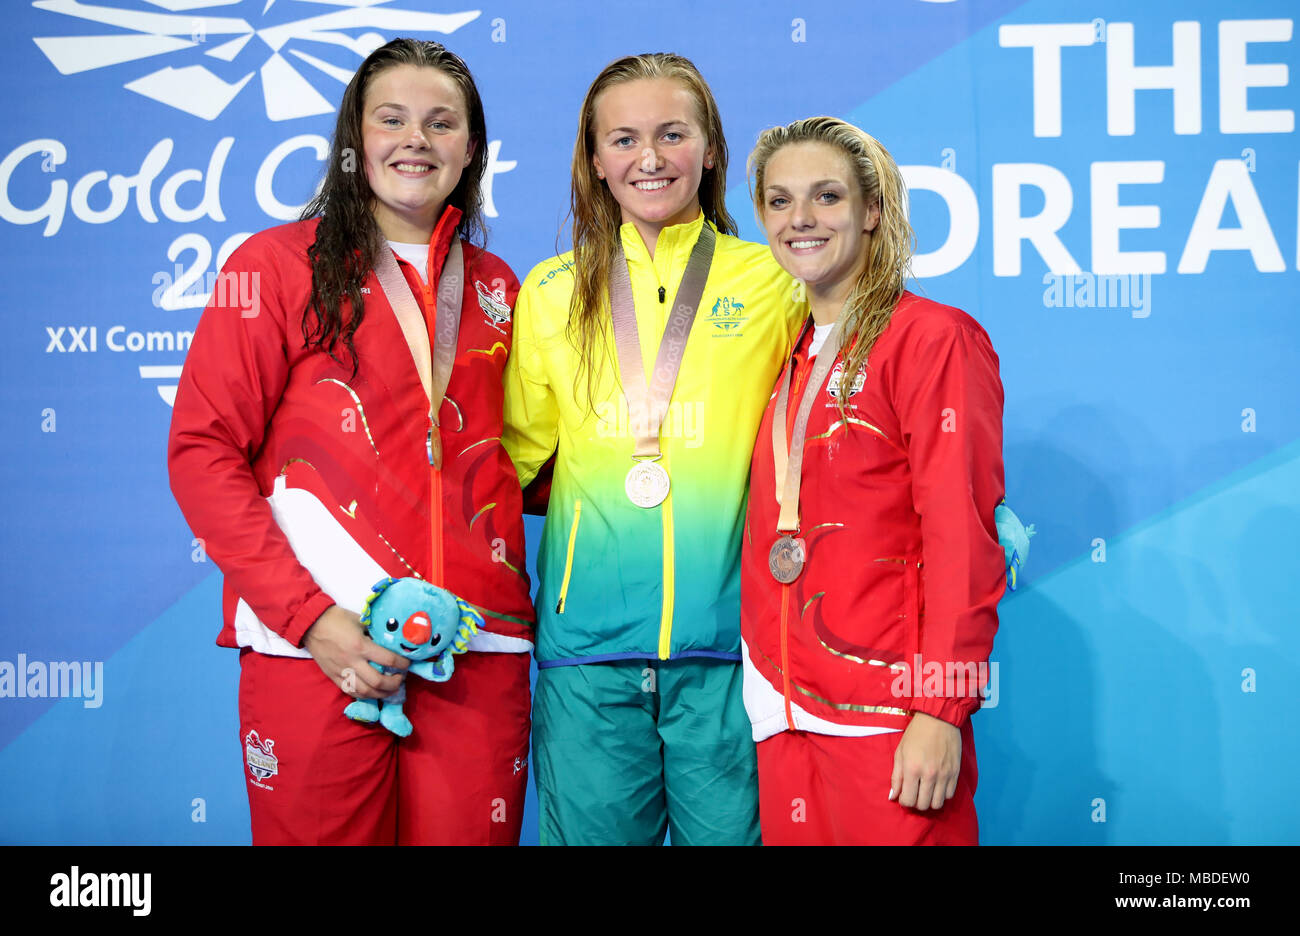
[657,478,675,659]
[556,499,582,613]
[428,416,444,586]
[420,276,445,587]
[779,583,794,730]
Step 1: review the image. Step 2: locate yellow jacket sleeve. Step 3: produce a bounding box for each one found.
[502,275,560,488]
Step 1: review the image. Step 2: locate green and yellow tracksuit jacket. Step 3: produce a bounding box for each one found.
[503,212,804,667]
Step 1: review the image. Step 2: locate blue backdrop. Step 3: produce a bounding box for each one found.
[2,0,1296,845]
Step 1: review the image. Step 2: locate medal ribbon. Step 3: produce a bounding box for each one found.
[772,315,848,533]
[608,223,716,459]
[374,238,464,468]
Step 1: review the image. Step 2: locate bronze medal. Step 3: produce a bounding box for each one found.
[769,316,847,587]
[768,534,806,584]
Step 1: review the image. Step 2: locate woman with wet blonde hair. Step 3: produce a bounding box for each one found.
[740,116,1006,845]
[502,53,804,845]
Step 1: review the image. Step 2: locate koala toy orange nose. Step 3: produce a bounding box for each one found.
[403,612,433,645]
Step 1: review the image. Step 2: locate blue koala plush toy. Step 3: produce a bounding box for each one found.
[995,500,1036,593]
[343,576,482,737]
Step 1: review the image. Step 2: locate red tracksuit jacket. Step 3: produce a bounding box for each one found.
[741,292,1005,740]
[167,206,534,656]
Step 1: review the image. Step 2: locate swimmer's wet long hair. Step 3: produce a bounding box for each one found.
[566,53,735,410]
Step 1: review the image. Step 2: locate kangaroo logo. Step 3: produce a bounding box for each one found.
[708,296,747,335]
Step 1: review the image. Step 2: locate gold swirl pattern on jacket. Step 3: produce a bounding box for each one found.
[374,529,420,579]
[316,378,379,458]
[758,646,910,714]
[806,417,890,444]
[279,457,316,474]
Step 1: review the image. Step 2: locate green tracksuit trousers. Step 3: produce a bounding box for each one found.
[533,658,760,845]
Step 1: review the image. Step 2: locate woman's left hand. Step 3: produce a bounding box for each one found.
[890,712,961,811]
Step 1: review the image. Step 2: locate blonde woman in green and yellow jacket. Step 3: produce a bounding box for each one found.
[503,53,802,845]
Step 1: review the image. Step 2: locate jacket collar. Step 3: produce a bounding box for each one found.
[424,202,464,286]
[617,209,710,276]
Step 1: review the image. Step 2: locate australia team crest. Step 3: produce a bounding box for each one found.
[707,296,748,336]
[475,280,511,333]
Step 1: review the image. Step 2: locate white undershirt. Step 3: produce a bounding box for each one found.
[808,322,835,358]
[388,241,430,284]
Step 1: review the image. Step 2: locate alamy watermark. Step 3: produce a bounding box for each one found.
[50,866,150,916]
[595,400,704,448]
[1043,272,1151,318]
[890,655,999,709]
[0,653,103,708]
[152,266,261,318]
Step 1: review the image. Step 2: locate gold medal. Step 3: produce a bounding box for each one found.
[625,460,670,508]
[768,534,806,583]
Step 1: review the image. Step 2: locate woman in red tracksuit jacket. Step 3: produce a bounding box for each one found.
[167,39,535,844]
[741,117,1005,845]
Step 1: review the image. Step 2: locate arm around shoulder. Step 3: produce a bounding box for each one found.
[501,266,561,488]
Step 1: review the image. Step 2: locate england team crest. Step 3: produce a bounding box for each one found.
[245,729,279,789]
[827,360,867,399]
[475,280,511,333]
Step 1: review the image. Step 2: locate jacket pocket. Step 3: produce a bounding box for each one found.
[555,499,581,614]
[907,558,925,649]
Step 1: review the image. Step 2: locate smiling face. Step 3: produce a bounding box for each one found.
[361,64,475,243]
[590,78,714,247]
[760,140,880,298]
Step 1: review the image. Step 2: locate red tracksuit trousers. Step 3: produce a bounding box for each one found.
[757,720,979,845]
[238,648,531,845]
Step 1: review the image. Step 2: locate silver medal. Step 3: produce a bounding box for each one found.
[768,534,807,583]
[625,461,670,508]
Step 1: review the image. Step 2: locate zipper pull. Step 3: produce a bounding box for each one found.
[427,411,443,469]
[658,286,666,303]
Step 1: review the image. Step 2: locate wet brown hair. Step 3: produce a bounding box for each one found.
[298,38,488,375]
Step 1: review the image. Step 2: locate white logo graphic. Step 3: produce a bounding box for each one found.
[32,0,480,121]
[475,279,510,332]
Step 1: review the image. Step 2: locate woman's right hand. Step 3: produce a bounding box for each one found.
[303,604,409,699]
